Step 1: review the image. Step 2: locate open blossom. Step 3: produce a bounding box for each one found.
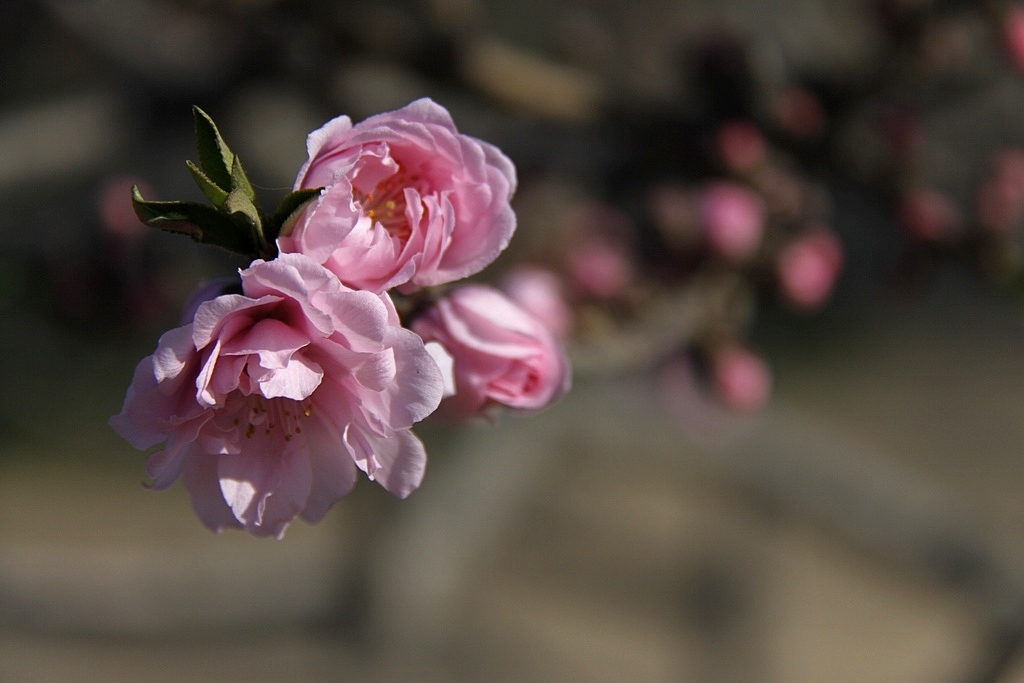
[110,253,444,538]
[411,284,571,419]
[278,98,517,293]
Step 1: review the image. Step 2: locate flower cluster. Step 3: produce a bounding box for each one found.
[111,99,570,538]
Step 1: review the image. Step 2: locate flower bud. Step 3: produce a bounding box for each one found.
[776,229,844,310]
[712,345,772,413]
[501,265,574,340]
[714,120,766,173]
[698,181,765,262]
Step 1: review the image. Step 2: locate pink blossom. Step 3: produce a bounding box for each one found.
[698,181,765,262]
[776,229,844,310]
[1005,6,1024,72]
[714,120,766,173]
[712,346,772,413]
[500,266,574,340]
[566,238,634,299]
[773,87,825,139]
[411,284,571,419]
[898,188,960,242]
[111,253,444,538]
[278,98,517,293]
[977,149,1024,233]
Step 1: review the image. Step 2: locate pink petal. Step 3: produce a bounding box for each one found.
[182,450,242,534]
[299,412,359,523]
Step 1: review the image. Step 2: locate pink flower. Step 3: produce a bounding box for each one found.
[278,98,517,293]
[566,238,634,299]
[500,266,574,340]
[411,284,571,419]
[776,229,844,310]
[773,87,825,139]
[110,253,444,538]
[712,345,772,413]
[714,120,766,173]
[698,181,765,262]
[1005,6,1024,73]
[898,188,960,242]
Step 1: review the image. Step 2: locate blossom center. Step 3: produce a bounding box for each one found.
[354,168,424,244]
[228,395,313,445]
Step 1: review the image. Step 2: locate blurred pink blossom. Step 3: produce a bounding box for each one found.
[898,188,961,242]
[412,284,571,419]
[698,181,765,262]
[567,238,634,298]
[977,149,1024,232]
[1004,6,1024,72]
[279,98,517,293]
[111,253,444,538]
[774,87,825,139]
[712,345,772,413]
[500,265,574,340]
[776,229,844,310]
[714,120,766,173]
[98,176,151,240]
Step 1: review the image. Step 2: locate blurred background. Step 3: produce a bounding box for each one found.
[4,0,1024,680]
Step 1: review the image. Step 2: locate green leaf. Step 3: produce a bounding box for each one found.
[224,188,273,258]
[131,185,259,256]
[267,187,323,241]
[229,154,258,205]
[186,160,229,207]
[192,106,234,191]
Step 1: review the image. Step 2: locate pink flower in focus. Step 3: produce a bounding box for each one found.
[278,98,517,293]
[776,229,844,310]
[500,266,574,340]
[712,346,772,413]
[698,181,765,262]
[110,253,444,538]
[412,284,571,419]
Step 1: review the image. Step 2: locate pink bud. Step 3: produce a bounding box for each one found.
[567,238,634,298]
[698,181,765,262]
[98,176,150,240]
[712,346,772,413]
[501,265,574,340]
[714,120,767,173]
[1005,6,1024,72]
[776,229,844,310]
[898,188,960,242]
[774,87,825,139]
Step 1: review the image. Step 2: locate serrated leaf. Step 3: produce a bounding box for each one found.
[131,185,259,256]
[193,106,234,191]
[268,187,323,241]
[224,188,261,230]
[229,154,258,205]
[187,160,230,206]
[224,188,274,258]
